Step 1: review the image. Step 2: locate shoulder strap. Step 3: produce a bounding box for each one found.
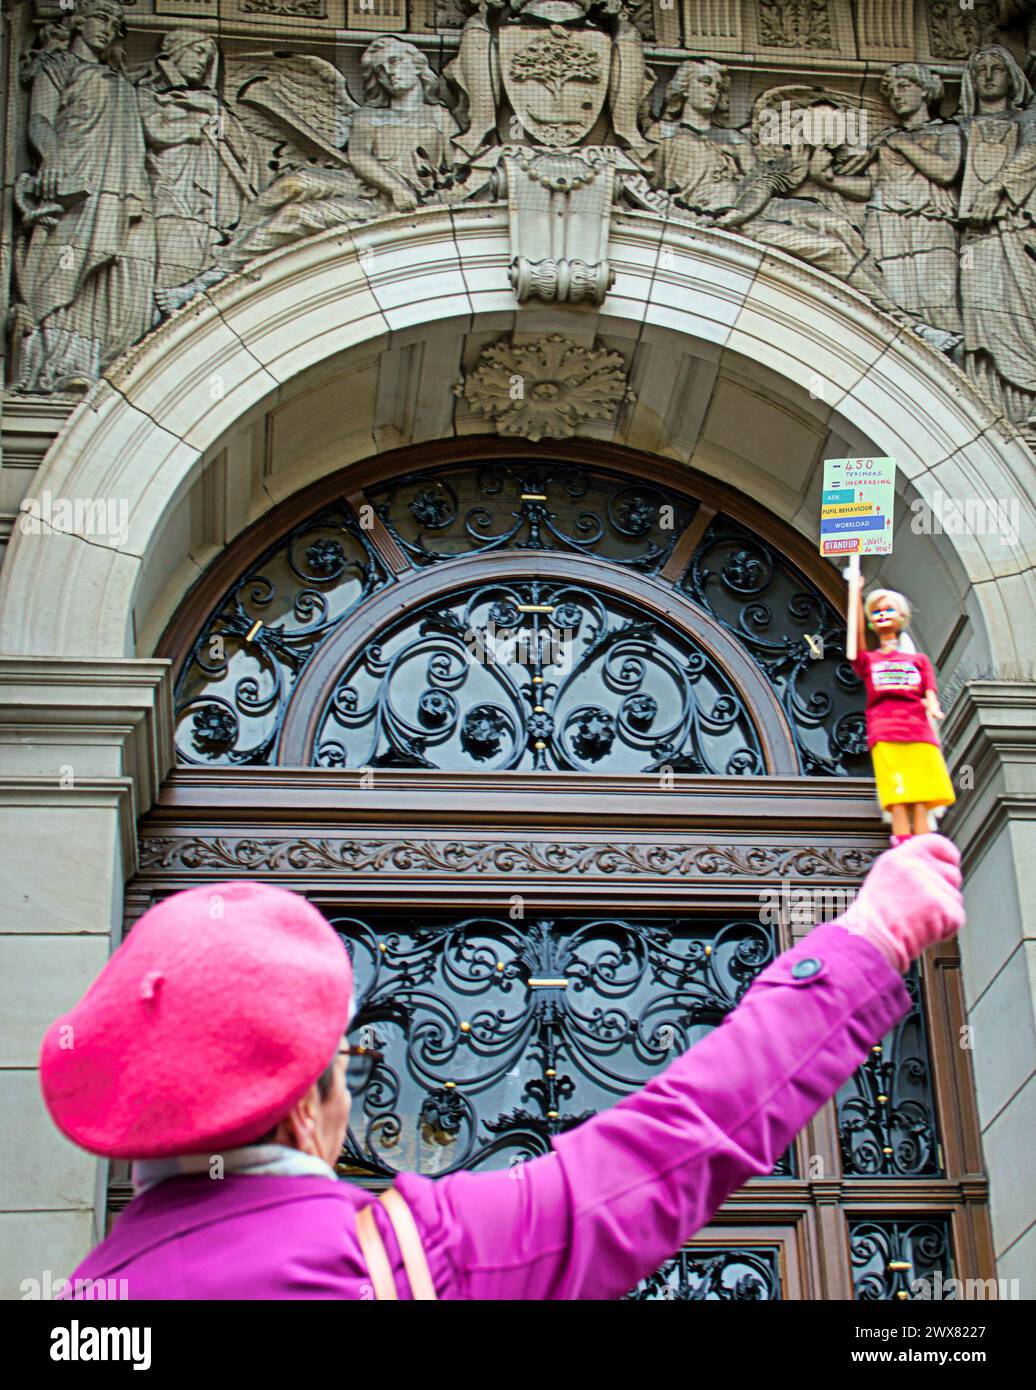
[355,1187,438,1301]
[355,1201,397,1300]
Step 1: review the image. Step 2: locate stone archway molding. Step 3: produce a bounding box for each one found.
[1,204,1033,665]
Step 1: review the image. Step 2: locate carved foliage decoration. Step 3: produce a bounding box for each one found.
[457,335,634,441]
[508,26,604,102]
[759,0,834,48]
[243,0,327,14]
[927,1,1000,58]
[138,836,880,878]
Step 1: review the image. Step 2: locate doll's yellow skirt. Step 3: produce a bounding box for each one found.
[872,741,956,810]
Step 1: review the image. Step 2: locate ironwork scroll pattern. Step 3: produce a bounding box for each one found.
[367,462,695,572]
[681,516,867,777]
[850,1218,954,1300]
[331,912,794,1179]
[173,504,387,765]
[626,1246,783,1301]
[836,967,942,1178]
[312,577,763,773]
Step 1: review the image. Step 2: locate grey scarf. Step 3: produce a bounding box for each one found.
[132,1143,338,1195]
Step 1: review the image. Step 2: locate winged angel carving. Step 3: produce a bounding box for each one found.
[158,38,466,312]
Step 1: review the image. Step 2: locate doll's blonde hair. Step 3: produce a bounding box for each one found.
[864,588,917,653]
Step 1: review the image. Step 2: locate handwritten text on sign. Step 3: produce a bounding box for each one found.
[819,457,895,557]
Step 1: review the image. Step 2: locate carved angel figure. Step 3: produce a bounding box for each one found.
[138,31,264,290]
[157,38,464,314]
[11,0,155,393]
[638,62,960,354]
[348,36,464,213]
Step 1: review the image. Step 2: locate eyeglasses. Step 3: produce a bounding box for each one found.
[342,1044,383,1095]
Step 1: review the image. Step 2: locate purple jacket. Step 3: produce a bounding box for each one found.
[65,921,910,1299]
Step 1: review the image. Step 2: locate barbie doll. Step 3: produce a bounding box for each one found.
[850,573,956,841]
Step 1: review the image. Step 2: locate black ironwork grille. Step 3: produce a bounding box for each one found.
[626,1245,783,1300]
[174,503,387,765]
[170,464,867,776]
[367,461,696,571]
[681,515,867,777]
[333,911,794,1179]
[850,1218,954,1300]
[313,577,764,773]
[836,966,942,1178]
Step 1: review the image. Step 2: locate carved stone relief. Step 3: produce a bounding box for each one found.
[456,335,634,441]
[138,31,263,291]
[629,62,962,353]
[243,0,328,14]
[759,0,835,49]
[223,0,347,22]
[502,148,626,304]
[7,1,1036,440]
[957,44,1036,429]
[12,0,155,393]
[927,1,1000,60]
[837,63,963,334]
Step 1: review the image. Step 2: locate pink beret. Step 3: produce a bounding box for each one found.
[39,881,353,1159]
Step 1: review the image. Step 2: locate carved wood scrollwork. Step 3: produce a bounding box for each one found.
[138,834,880,877]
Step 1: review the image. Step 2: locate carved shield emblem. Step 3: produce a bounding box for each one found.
[500,24,610,148]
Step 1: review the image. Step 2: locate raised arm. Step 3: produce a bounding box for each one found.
[395,837,963,1299]
[849,563,868,662]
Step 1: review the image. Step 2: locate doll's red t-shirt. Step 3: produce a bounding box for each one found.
[851,647,938,748]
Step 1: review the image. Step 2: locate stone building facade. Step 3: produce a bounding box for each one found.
[1,0,1034,1299]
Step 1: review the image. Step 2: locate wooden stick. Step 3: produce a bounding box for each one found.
[845,553,861,660]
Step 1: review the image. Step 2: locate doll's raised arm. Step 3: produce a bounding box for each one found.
[849,564,868,664]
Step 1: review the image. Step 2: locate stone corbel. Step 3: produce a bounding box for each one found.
[498,146,636,306]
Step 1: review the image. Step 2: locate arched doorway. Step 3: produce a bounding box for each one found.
[3,211,1022,1296]
[119,444,994,1300]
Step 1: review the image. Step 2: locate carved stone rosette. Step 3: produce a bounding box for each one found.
[456,334,634,441]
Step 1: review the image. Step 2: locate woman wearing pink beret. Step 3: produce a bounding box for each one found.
[41,835,964,1300]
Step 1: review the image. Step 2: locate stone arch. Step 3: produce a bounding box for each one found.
[1,205,1033,690]
[3,204,1032,1296]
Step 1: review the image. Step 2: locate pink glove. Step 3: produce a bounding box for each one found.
[835,833,964,973]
